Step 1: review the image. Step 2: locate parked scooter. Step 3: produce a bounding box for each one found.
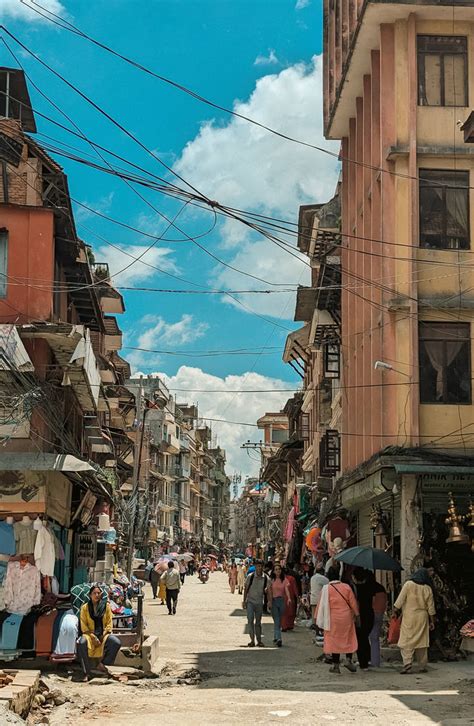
[199,566,209,584]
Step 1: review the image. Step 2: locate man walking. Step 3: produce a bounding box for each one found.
[160,560,181,615]
[243,559,272,647]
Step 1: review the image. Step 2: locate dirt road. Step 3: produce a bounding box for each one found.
[49,572,473,725]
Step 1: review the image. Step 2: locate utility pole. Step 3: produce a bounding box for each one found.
[127,376,144,578]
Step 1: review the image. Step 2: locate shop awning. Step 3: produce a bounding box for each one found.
[394,464,474,475]
[0,453,96,472]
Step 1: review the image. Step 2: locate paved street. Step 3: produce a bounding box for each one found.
[51,573,473,726]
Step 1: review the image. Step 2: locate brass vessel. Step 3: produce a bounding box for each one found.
[445,492,469,544]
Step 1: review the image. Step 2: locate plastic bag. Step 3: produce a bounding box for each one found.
[387,614,401,644]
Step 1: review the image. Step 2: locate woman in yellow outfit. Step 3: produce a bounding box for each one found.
[77,585,121,681]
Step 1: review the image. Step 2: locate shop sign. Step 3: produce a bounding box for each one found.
[420,472,474,489]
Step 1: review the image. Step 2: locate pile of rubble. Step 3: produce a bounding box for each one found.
[29,679,69,719]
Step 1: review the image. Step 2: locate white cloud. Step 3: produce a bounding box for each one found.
[295,0,311,9]
[153,366,297,477]
[94,243,178,286]
[0,0,67,21]
[75,192,115,224]
[254,49,279,67]
[174,56,339,318]
[126,315,209,370]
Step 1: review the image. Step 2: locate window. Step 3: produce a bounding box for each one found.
[319,429,340,476]
[0,228,7,298]
[419,170,469,250]
[323,343,341,378]
[418,35,467,107]
[419,322,471,404]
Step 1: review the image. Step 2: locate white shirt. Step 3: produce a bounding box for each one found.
[34,523,56,576]
[310,572,329,606]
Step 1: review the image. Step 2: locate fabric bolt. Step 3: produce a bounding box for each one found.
[34,524,56,577]
[51,609,69,652]
[0,585,5,612]
[13,522,37,555]
[0,522,15,556]
[0,610,10,639]
[316,581,359,655]
[4,561,41,615]
[0,561,9,585]
[36,610,58,656]
[394,581,436,650]
[1,614,23,650]
[17,610,40,651]
[53,612,78,655]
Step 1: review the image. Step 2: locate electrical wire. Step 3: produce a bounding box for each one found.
[11,1,474,194]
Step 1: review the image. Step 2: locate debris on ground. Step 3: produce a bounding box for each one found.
[26,679,70,725]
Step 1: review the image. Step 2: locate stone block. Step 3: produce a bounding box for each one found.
[142,635,159,674]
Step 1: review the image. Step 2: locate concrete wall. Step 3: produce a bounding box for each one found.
[326,14,474,473]
[0,205,55,323]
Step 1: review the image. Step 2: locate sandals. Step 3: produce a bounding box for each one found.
[400,664,412,674]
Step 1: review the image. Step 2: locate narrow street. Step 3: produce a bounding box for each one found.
[49,574,473,726]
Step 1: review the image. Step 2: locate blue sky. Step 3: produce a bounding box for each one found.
[0,0,339,474]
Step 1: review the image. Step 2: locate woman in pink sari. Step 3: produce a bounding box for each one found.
[281,570,299,631]
[316,566,359,673]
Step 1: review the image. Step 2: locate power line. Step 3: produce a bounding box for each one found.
[12,1,474,194]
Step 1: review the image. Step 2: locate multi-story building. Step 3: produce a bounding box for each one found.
[0,67,130,586]
[323,1,474,573]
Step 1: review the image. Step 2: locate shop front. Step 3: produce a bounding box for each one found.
[0,453,116,664]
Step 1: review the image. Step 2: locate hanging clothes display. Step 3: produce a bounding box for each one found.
[13,519,37,555]
[35,610,57,657]
[0,614,23,649]
[0,522,15,556]
[34,522,56,577]
[4,561,41,615]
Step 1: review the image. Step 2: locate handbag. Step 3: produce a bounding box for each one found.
[387,614,402,644]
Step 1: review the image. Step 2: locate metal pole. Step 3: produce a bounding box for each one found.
[127,377,144,578]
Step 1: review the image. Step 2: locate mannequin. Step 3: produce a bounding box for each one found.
[6,517,14,525]
[21,516,32,526]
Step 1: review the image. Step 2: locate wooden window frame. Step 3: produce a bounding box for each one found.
[417,35,468,107]
[419,322,471,405]
[419,169,470,250]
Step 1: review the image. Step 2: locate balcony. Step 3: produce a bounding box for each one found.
[20,322,102,412]
[91,263,125,315]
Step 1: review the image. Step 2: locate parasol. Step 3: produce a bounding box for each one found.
[335,546,403,571]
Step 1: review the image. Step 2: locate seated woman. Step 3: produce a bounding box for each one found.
[77,584,121,681]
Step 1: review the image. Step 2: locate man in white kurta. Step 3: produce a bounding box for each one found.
[394,568,436,673]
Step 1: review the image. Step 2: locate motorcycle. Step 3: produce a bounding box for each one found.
[199,567,209,583]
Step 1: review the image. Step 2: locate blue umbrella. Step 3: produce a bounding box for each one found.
[334,546,403,571]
